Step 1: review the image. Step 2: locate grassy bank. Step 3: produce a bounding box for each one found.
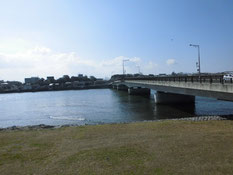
[0,120,233,175]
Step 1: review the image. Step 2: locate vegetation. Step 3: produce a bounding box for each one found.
[0,120,233,175]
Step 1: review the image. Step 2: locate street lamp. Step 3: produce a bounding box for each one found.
[136,65,141,74]
[122,59,129,75]
[190,44,201,76]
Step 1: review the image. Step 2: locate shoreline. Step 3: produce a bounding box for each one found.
[1,114,232,131]
[0,85,110,94]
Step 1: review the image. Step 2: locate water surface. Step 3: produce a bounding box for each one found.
[0,89,233,128]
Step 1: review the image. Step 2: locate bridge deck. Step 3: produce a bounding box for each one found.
[113,75,233,101]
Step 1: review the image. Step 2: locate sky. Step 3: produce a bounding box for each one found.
[0,0,233,82]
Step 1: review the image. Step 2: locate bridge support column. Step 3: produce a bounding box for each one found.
[128,87,150,96]
[117,85,128,91]
[112,85,117,89]
[154,91,195,104]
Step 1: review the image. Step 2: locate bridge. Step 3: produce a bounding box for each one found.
[112,75,233,104]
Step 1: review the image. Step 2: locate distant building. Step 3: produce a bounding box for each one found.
[10,85,20,91]
[63,75,70,79]
[73,81,85,88]
[78,74,83,77]
[47,76,55,82]
[223,71,233,74]
[158,74,167,76]
[65,82,72,85]
[94,80,107,85]
[90,76,96,81]
[24,77,40,84]
[23,84,32,90]
[0,82,10,89]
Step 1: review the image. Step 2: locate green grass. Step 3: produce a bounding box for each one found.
[0,120,233,175]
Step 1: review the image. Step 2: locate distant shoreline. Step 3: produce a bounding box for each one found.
[0,84,110,94]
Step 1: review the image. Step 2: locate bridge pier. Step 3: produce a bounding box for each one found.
[154,91,195,104]
[112,85,118,89]
[117,85,128,91]
[128,87,150,96]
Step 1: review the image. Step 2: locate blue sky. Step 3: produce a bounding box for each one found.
[0,0,233,81]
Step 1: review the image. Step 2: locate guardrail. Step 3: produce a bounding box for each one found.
[121,75,233,84]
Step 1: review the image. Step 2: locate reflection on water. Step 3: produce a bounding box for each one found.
[0,89,233,128]
[153,103,196,119]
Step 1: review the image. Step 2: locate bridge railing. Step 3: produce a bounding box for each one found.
[121,75,232,84]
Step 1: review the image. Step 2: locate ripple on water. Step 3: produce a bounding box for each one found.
[49,116,85,121]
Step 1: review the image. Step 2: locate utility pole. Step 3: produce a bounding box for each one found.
[136,65,141,74]
[190,44,201,76]
[122,59,129,75]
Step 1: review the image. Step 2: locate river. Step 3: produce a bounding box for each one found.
[0,89,233,128]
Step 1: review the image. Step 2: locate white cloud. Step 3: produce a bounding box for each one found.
[0,38,37,54]
[0,46,159,81]
[166,59,176,66]
[129,57,141,63]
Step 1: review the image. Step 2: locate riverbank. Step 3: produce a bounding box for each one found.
[0,120,232,175]
[0,115,231,131]
[0,84,110,94]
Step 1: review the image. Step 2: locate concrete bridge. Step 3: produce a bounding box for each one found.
[112,75,233,104]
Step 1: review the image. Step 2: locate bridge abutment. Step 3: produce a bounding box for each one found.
[128,87,150,96]
[154,91,195,104]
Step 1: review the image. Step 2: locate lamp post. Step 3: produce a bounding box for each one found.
[136,65,141,74]
[190,44,201,76]
[122,59,129,75]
